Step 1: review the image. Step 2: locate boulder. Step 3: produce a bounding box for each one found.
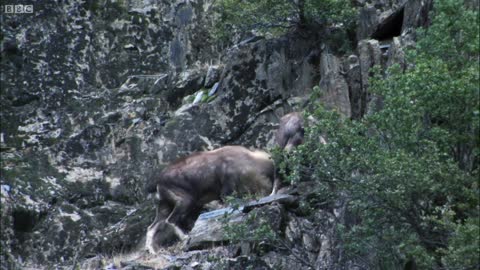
[356,0,406,41]
[345,55,364,119]
[318,51,351,117]
[186,194,295,250]
[402,0,433,31]
[386,34,416,69]
[204,65,223,88]
[357,5,379,41]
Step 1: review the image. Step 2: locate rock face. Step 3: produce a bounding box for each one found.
[348,0,434,119]
[318,51,351,117]
[0,0,433,268]
[356,0,432,41]
[1,0,221,268]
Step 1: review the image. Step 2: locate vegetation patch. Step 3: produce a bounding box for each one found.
[274,0,479,268]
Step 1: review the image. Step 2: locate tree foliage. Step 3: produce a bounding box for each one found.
[277,0,479,268]
[213,0,356,40]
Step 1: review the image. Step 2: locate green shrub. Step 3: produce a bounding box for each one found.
[282,0,479,268]
[212,0,356,44]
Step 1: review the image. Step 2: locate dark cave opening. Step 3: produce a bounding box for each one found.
[13,209,37,233]
[371,8,404,40]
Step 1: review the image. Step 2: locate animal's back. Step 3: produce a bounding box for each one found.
[157,146,273,201]
[191,146,273,193]
[211,146,274,195]
[159,152,220,198]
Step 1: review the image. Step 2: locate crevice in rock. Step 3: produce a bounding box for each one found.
[371,8,404,40]
[11,208,46,249]
[12,209,37,233]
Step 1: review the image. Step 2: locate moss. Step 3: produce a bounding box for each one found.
[82,0,100,14]
[164,118,179,129]
[186,94,196,104]
[201,93,209,103]
[205,94,218,103]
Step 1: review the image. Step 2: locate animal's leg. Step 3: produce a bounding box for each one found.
[220,181,235,198]
[146,222,162,253]
[270,177,280,196]
[165,197,194,241]
[146,214,163,253]
[270,168,280,196]
[147,205,162,230]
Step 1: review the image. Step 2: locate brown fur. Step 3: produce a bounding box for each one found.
[275,112,328,150]
[146,146,276,253]
[275,112,305,150]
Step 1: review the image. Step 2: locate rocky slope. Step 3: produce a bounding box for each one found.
[0,0,431,269]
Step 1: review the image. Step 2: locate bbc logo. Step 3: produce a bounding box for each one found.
[3,5,34,13]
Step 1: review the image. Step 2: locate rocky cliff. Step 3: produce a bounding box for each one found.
[0,0,431,269]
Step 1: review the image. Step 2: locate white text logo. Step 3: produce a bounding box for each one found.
[3,5,34,14]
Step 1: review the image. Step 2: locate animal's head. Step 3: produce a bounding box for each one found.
[276,112,305,150]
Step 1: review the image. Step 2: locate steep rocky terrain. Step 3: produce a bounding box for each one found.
[1,0,432,269]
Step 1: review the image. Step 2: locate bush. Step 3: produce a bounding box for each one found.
[280,0,479,268]
[212,0,356,44]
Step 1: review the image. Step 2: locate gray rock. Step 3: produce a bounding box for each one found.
[204,66,223,88]
[197,207,241,221]
[357,39,383,116]
[243,193,296,211]
[192,91,204,104]
[80,255,104,270]
[0,185,10,194]
[187,209,245,250]
[356,0,434,42]
[318,51,351,117]
[386,34,416,69]
[165,69,206,106]
[238,35,265,46]
[1,2,224,263]
[208,82,220,97]
[186,195,293,250]
[370,8,404,40]
[285,218,302,243]
[402,0,433,31]
[106,263,118,270]
[358,39,382,84]
[119,74,170,97]
[0,189,16,270]
[345,55,364,119]
[357,5,379,41]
